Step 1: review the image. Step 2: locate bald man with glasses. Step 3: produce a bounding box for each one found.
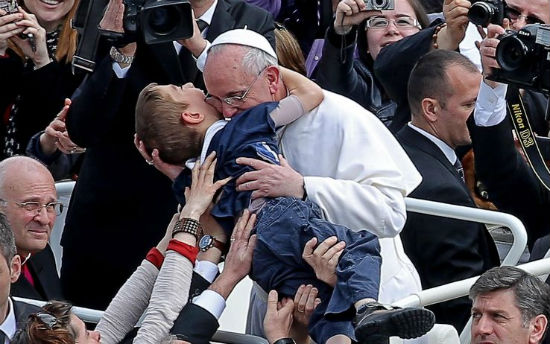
[0,156,63,302]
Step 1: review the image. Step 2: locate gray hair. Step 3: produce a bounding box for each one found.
[0,213,17,265]
[208,44,278,77]
[469,266,550,327]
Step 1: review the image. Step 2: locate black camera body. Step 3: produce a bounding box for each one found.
[490,24,550,94]
[364,0,394,10]
[123,0,194,45]
[468,0,504,27]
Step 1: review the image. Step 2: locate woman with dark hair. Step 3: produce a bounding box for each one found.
[313,0,429,127]
[0,0,84,160]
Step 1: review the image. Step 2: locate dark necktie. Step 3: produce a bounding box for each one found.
[0,329,6,344]
[196,19,208,33]
[178,19,208,82]
[454,158,465,183]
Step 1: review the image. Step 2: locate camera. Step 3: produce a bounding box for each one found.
[490,24,550,94]
[468,0,503,27]
[0,0,17,14]
[364,0,394,10]
[123,0,194,45]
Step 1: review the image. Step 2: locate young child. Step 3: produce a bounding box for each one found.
[135,67,434,344]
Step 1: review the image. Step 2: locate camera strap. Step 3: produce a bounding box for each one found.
[507,85,550,191]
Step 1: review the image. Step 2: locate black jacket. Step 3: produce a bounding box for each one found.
[0,54,83,159]
[314,25,396,126]
[11,245,63,302]
[397,125,499,331]
[470,115,550,250]
[62,0,274,310]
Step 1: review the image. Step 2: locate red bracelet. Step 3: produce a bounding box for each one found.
[146,247,164,269]
[167,239,199,264]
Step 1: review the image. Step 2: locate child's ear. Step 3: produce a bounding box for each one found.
[181,111,204,124]
[265,66,281,95]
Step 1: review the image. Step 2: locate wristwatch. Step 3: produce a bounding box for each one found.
[199,235,226,253]
[172,218,202,239]
[109,46,134,65]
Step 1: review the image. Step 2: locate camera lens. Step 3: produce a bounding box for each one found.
[468,2,495,27]
[147,6,179,35]
[372,0,388,9]
[496,36,529,71]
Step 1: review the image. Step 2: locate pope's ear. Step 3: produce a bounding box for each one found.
[265,66,281,94]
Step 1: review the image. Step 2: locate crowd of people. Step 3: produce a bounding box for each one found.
[1,0,550,342]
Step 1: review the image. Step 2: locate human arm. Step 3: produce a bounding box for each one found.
[264,290,295,344]
[134,153,229,343]
[268,70,321,127]
[435,0,471,51]
[289,285,320,344]
[170,210,257,342]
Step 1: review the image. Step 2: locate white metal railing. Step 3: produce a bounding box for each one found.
[392,258,550,344]
[404,197,530,344]
[405,197,528,266]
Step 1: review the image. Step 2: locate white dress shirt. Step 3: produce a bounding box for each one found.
[474,80,509,127]
[408,123,458,165]
[0,298,17,344]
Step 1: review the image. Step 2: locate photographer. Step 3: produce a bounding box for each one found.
[0,0,83,160]
[62,0,275,310]
[470,1,550,257]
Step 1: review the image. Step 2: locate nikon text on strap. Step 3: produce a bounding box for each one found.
[507,85,550,191]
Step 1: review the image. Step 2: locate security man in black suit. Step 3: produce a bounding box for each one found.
[63,0,274,310]
[396,50,499,332]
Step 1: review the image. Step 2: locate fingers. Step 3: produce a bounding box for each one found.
[235,170,260,188]
[476,25,486,40]
[198,151,216,185]
[233,209,251,241]
[267,289,279,312]
[305,286,319,313]
[236,157,271,170]
[322,240,346,260]
[213,176,232,190]
[316,236,338,256]
[302,237,318,259]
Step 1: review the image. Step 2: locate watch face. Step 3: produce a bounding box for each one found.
[199,235,213,251]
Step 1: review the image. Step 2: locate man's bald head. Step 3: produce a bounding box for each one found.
[0,157,57,256]
[0,157,54,196]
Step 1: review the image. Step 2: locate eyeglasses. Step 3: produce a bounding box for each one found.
[504,6,544,25]
[0,199,64,216]
[204,66,269,112]
[365,16,420,30]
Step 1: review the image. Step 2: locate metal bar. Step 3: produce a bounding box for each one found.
[405,197,528,266]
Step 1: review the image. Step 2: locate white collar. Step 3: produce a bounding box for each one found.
[198,0,217,26]
[408,123,458,165]
[185,119,228,170]
[0,298,17,343]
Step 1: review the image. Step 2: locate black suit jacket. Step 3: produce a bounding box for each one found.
[397,125,499,331]
[13,299,41,330]
[62,0,274,310]
[470,115,550,250]
[11,245,62,302]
